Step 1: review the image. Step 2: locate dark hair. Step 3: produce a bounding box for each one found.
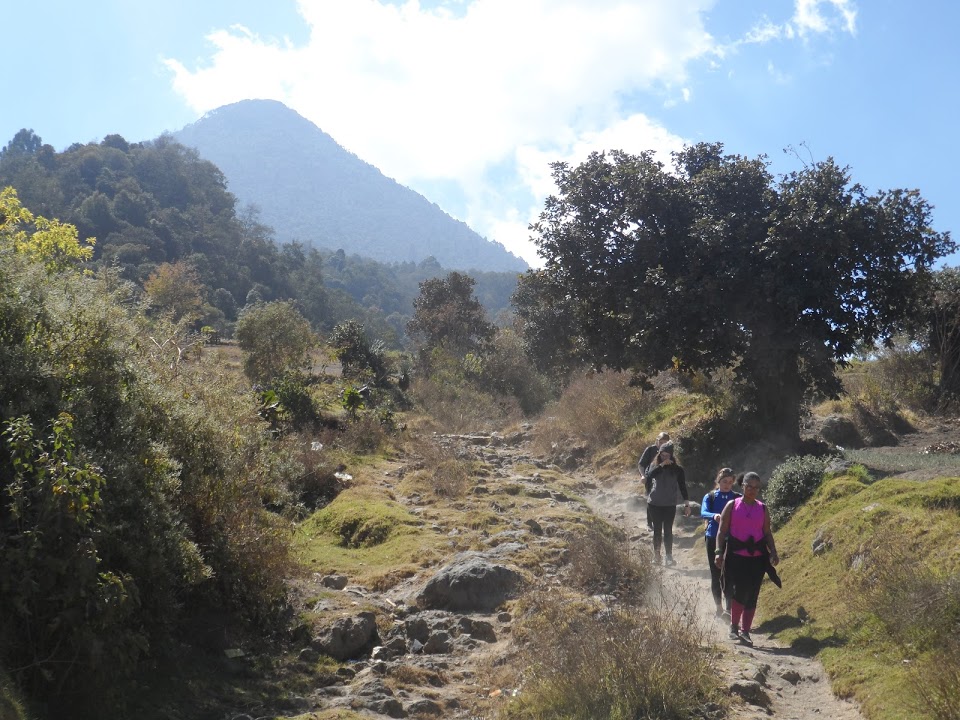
[742,471,761,488]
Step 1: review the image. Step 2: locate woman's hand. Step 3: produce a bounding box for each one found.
[714,554,723,568]
[770,550,779,566]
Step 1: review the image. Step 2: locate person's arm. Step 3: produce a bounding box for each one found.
[700,492,714,522]
[763,505,779,565]
[676,467,689,502]
[714,502,732,567]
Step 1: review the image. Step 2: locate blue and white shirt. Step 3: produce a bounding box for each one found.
[701,489,741,538]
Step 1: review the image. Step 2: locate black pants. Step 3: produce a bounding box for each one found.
[723,552,766,610]
[649,504,677,557]
[706,536,731,608]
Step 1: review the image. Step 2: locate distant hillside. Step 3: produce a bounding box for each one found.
[174,100,527,273]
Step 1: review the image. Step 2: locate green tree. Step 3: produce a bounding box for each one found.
[0,186,94,271]
[916,267,960,406]
[330,320,388,382]
[407,271,495,357]
[518,144,953,441]
[234,301,316,383]
[144,261,205,322]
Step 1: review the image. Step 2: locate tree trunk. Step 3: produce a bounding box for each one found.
[742,342,803,446]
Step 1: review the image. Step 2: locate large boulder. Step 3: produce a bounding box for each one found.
[818,415,863,449]
[416,552,524,611]
[311,611,380,660]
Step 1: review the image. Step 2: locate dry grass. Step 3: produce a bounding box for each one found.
[566,520,655,601]
[531,370,651,458]
[502,588,723,720]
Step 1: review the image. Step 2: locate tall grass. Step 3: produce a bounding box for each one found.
[533,371,650,456]
[503,589,722,720]
[848,541,960,720]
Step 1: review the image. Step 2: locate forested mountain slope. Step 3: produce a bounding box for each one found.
[174,99,527,273]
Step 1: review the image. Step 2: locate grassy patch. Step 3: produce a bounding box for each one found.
[760,473,960,720]
[295,484,446,588]
[844,446,960,477]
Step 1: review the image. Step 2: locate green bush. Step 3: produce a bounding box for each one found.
[766,454,828,526]
[0,252,294,715]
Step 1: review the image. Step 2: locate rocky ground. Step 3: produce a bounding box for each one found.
[262,422,901,720]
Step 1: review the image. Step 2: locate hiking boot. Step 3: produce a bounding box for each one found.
[728,627,740,641]
[739,632,753,647]
[653,553,662,565]
[664,556,676,567]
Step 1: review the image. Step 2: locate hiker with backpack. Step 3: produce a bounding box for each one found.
[714,471,780,646]
[646,441,691,566]
[638,431,670,530]
[701,467,741,618]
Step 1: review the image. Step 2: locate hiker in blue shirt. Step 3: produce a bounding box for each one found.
[701,467,741,617]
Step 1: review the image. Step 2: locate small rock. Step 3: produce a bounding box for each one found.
[729,680,772,707]
[321,574,349,590]
[781,669,802,685]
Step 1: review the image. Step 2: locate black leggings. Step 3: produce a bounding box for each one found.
[649,504,677,556]
[723,552,766,610]
[706,536,731,607]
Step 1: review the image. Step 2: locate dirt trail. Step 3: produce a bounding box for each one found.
[588,477,865,720]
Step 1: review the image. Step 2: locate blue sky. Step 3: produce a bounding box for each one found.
[3,1,957,268]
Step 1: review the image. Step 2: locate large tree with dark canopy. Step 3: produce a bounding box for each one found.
[515,143,953,441]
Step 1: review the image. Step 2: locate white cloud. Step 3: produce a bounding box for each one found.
[793,0,857,37]
[163,0,854,268]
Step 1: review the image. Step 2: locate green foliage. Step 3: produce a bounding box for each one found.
[517,143,954,440]
[765,454,828,526]
[763,474,960,719]
[1,413,144,695]
[330,320,388,382]
[476,328,554,414]
[912,266,960,409]
[271,372,321,430]
[0,137,521,348]
[235,300,315,383]
[0,186,94,271]
[341,386,365,418]
[408,271,495,358]
[410,349,523,432]
[0,249,294,715]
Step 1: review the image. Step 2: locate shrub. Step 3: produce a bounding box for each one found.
[765,454,828,526]
[566,521,653,600]
[0,254,296,714]
[235,300,315,382]
[410,373,520,433]
[533,371,646,456]
[504,589,722,720]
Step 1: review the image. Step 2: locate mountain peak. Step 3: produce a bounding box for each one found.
[175,99,527,272]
